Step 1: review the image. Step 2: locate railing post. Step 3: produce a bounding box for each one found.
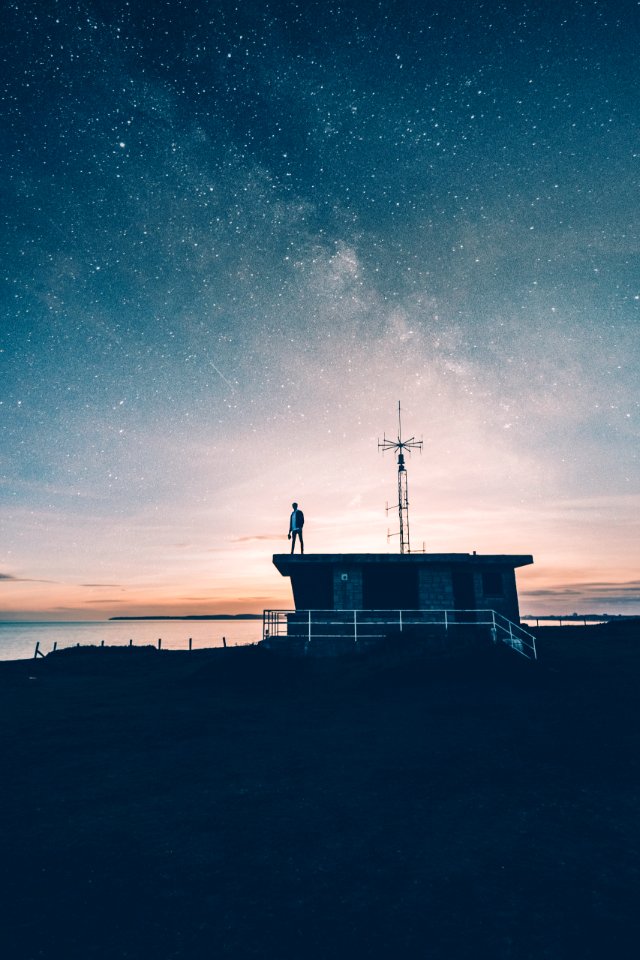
[354,609,358,644]
[444,610,448,632]
[308,610,312,645]
[399,610,402,633]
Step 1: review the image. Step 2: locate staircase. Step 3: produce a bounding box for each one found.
[490,612,537,660]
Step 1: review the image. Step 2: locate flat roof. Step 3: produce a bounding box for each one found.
[273,553,534,576]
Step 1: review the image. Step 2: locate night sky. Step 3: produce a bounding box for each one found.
[2,0,639,619]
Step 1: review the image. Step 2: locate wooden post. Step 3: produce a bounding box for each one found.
[158,638,162,650]
[129,638,133,647]
[33,642,40,659]
[188,637,192,651]
[222,636,227,648]
[100,640,104,647]
[53,641,58,652]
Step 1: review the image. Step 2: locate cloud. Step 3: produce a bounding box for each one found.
[522,580,640,606]
[523,588,583,597]
[231,534,282,542]
[80,583,123,588]
[576,580,640,596]
[84,599,128,604]
[1,572,55,583]
[587,596,640,606]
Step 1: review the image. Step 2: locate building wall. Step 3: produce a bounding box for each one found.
[332,565,363,610]
[472,571,484,613]
[501,568,521,621]
[475,567,520,622]
[418,567,456,609]
[282,556,527,623]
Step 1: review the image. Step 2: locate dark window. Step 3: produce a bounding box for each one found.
[452,568,476,613]
[362,566,419,609]
[291,566,333,609]
[482,570,505,597]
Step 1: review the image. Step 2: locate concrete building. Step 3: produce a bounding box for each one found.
[264,553,537,658]
[272,552,532,622]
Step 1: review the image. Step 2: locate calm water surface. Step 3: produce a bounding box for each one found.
[0,620,262,661]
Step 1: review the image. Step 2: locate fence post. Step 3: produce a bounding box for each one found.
[308,610,311,645]
[399,610,402,633]
[129,638,133,647]
[188,637,192,651]
[444,610,448,632]
[157,638,162,650]
[53,641,58,652]
[222,636,227,648]
[354,609,358,644]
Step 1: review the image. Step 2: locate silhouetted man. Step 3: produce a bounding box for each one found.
[288,502,304,554]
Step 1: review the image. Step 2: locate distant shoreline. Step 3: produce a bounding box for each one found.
[109,614,263,621]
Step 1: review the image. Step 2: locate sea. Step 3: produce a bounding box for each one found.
[0,619,262,662]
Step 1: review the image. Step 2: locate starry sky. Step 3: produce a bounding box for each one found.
[1,0,639,620]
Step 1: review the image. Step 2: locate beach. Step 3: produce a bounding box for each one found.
[2,624,639,959]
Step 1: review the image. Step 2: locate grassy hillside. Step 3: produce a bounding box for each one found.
[1,624,639,959]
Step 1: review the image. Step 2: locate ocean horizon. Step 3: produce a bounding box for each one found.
[0,619,262,662]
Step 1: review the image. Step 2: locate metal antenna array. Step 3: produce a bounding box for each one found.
[378,402,423,554]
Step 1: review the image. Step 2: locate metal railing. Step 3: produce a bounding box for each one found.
[489,611,537,660]
[262,609,537,660]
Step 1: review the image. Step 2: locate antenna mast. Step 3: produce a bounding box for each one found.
[378,402,423,554]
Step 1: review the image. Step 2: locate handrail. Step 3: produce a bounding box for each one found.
[490,610,537,660]
[262,608,537,660]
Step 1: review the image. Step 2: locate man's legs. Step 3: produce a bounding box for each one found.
[291,530,304,554]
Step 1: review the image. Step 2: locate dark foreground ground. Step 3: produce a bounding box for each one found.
[1,624,640,960]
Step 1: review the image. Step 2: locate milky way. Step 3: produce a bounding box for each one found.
[1,1,639,618]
